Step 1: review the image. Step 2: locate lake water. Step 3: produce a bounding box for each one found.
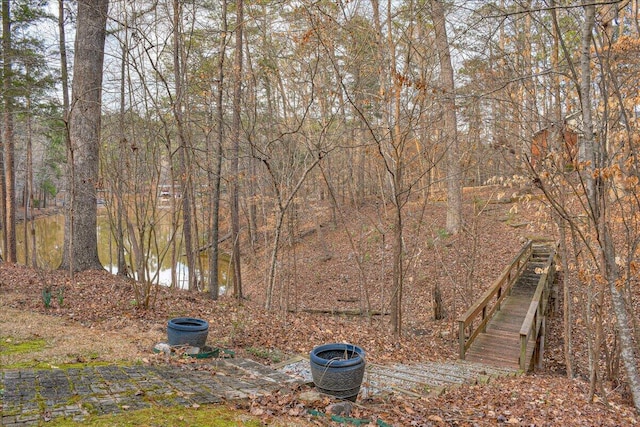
[12,210,230,291]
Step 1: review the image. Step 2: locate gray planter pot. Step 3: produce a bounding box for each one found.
[310,343,365,401]
[167,317,209,348]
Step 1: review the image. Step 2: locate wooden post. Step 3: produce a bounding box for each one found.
[552,255,559,313]
[481,306,487,330]
[520,333,527,371]
[458,320,466,359]
[537,316,546,370]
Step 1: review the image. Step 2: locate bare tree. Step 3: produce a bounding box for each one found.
[230,0,244,299]
[529,1,640,410]
[171,0,197,290]
[208,0,228,300]
[583,3,640,410]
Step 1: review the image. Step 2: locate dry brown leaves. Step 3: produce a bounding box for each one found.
[0,188,637,425]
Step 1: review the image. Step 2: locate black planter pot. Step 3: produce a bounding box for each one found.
[167,317,209,348]
[310,343,365,401]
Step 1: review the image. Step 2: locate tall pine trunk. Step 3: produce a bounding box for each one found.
[60,0,108,272]
[431,0,461,235]
[2,0,16,263]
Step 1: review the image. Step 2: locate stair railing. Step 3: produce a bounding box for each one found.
[457,240,533,360]
[518,243,558,371]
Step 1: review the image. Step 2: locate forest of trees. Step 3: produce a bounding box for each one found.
[3,0,640,411]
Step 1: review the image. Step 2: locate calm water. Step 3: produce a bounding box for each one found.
[12,210,230,290]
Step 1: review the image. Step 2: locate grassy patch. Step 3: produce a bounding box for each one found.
[0,335,131,370]
[0,360,116,370]
[0,336,47,355]
[0,336,49,368]
[47,404,265,426]
[0,338,125,370]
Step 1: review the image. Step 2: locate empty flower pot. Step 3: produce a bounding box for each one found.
[310,343,365,401]
[167,317,209,348]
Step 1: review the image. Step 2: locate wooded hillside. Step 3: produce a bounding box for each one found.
[2,0,640,415]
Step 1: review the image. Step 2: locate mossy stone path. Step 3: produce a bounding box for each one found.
[1,358,301,426]
[1,354,522,426]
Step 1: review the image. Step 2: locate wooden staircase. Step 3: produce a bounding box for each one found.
[458,241,557,371]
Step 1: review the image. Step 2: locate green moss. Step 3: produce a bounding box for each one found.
[56,361,114,370]
[3,359,117,370]
[0,337,117,369]
[1,356,121,370]
[0,337,47,355]
[47,404,266,426]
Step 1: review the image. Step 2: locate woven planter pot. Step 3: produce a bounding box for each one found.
[310,343,365,401]
[167,317,209,348]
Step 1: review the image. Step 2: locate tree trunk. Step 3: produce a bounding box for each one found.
[60,0,108,272]
[116,20,128,277]
[580,4,597,215]
[263,158,321,310]
[430,0,461,235]
[633,0,640,37]
[390,170,404,336]
[433,283,445,320]
[230,0,244,300]
[2,0,16,263]
[172,0,196,291]
[604,226,640,411]
[209,0,228,300]
[25,93,35,267]
[579,2,640,411]
[557,216,574,378]
[57,0,71,271]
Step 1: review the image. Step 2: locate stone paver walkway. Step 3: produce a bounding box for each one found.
[281,358,518,398]
[1,358,301,426]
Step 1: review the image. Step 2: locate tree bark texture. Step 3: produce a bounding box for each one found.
[209,0,228,300]
[172,0,197,291]
[578,2,640,412]
[230,0,244,300]
[430,0,461,235]
[580,4,597,216]
[603,226,640,412]
[2,0,16,262]
[60,0,108,272]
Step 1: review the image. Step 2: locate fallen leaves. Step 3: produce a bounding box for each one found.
[0,196,637,425]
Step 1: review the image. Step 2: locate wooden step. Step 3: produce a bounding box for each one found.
[466,341,535,371]
[465,352,520,370]
[472,331,520,347]
[485,324,523,336]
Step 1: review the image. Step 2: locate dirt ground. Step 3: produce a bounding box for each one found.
[0,307,158,367]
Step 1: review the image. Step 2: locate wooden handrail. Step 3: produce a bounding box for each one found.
[519,244,558,370]
[457,241,533,359]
